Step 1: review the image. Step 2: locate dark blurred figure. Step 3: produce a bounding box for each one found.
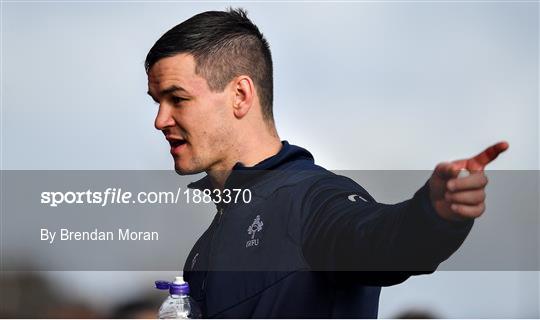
[395,308,441,319]
[46,304,99,319]
[1,271,59,318]
[110,298,160,319]
[0,271,99,318]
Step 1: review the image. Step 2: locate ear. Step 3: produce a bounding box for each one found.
[232,75,255,119]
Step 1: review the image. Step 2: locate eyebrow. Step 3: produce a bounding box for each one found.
[147,85,189,102]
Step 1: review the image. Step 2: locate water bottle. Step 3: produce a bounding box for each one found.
[155,276,202,319]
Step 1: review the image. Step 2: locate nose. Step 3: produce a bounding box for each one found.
[154,104,175,131]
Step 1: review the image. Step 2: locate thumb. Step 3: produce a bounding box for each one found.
[434,160,468,180]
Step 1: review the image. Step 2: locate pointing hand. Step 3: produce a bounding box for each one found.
[429,142,509,221]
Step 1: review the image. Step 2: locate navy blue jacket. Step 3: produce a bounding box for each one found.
[184,141,473,318]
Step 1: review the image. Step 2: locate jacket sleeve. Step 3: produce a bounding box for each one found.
[300,174,473,286]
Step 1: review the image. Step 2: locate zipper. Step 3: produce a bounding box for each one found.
[217,207,224,224]
[201,278,206,291]
[201,206,225,299]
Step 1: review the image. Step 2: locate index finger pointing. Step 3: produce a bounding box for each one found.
[470,141,509,168]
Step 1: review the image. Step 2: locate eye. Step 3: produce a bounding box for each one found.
[172,96,187,104]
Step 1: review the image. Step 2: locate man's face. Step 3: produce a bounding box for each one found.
[147,53,234,174]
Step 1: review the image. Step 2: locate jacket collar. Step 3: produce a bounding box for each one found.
[187,141,313,190]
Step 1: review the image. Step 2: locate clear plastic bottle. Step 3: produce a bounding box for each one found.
[155,277,202,319]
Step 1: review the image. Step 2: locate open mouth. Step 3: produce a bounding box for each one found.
[169,139,186,148]
[167,137,187,154]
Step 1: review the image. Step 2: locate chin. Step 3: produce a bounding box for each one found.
[174,166,193,175]
[174,168,189,176]
[174,162,204,176]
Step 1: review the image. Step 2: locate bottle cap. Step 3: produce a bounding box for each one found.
[170,282,190,295]
[155,280,170,290]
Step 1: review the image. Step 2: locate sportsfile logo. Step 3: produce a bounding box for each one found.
[40,187,252,207]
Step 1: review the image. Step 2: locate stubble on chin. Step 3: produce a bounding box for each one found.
[173,156,205,176]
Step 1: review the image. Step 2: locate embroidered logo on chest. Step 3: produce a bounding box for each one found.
[246,215,263,248]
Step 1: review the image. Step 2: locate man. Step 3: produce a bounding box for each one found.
[145,9,508,318]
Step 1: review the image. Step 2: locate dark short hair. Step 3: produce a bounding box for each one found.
[145,8,274,123]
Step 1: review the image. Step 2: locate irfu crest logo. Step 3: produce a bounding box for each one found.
[246,215,263,247]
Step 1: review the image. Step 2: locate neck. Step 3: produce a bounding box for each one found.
[207,128,281,190]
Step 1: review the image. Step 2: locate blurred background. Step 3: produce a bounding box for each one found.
[2,0,538,318]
